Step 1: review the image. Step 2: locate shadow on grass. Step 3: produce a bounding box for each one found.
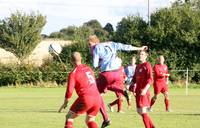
[0,108,59,113]
[174,113,200,116]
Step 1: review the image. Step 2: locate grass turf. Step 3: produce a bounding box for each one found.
[0,87,200,128]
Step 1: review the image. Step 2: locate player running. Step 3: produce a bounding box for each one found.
[129,50,155,128]
[124,56,137,109]
[108,58,126,113]
[150,55,170,112]
[88,35,147,128]
[58,52,101,128]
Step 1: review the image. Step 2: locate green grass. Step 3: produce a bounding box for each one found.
[0,87,200,128]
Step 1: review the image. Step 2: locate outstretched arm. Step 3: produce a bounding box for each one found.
[113,42,148,51]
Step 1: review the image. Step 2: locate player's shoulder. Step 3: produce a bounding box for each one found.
[163,64,168,67]
[153,64,159,68]
[70,67,78,74]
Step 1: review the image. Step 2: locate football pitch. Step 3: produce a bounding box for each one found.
[0,87,200,128]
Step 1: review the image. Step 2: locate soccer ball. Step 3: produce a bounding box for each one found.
[48,43,62,55]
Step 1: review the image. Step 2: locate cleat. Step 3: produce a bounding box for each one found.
[107,104,114,112]
[101,120,111,128]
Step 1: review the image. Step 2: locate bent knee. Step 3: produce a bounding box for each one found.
[164,92,169,98]
[137,107,148,115]
[85,115,96,124]
[66,110,77,120]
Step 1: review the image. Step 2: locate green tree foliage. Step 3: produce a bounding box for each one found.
[114,15,148,46]
[104,23,114,34]
[83,19,102,29]
[147,0,200,70]
[114,0,200,82]
[0,11,46,59]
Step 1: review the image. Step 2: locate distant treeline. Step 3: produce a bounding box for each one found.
[0,0,199,86]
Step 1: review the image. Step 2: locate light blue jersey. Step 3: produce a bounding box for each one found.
[92,41,136,72]
[124,64,136,84]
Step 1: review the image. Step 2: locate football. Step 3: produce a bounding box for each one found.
[48,43,62,55]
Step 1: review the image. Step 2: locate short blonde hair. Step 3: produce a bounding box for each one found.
[88,35,100,43]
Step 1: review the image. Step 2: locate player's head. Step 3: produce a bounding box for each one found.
[88,35,100,47]
[139,50,148,63]
[72,52,82,65]
[131,56,136,65]
[158,55,165,64]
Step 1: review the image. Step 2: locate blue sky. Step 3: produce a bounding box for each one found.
[0,0,175,35]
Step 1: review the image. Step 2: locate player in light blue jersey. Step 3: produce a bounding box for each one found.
[125,56,137,85]
[88,35,148,128]
[124,56,137,109]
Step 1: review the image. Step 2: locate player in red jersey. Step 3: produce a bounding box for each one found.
[108,58,127,113]
[129,51,155,128]
[150,55,170,112]
[58,52,101,128]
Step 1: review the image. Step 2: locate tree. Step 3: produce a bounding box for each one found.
[0,11,46,59]
[114,15,147,46]
[104,23,114,34]
[83,19,102,29]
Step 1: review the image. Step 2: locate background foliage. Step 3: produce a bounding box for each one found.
[0,0,199,86]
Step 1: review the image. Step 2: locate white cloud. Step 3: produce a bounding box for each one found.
[0,0,175,34]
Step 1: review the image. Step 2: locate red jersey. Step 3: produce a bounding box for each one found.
[153,64,168,86]
[132,62,153,95]
[65,64,99,99]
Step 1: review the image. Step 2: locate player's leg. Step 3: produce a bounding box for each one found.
[108,92,118,112]
[86,98,100,128]
[96,74,110,124]
[136,95,155,128]
[150,94,157,108]
[163,91,170,111]
[137,107,155,128]
[86,115,98,128]
[116,93,123,113]
[125,79,132,108]
[64,110,78,128]
[99,95,110,121]
[65,97,91,128]
[106,71,130,103]
[150,85,160,109]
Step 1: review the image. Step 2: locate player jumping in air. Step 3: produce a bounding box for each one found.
[108,58,126,113]
[88,35,147,128]
[150,55,170,112]
[129,50,155,128]
[58,52,101,128]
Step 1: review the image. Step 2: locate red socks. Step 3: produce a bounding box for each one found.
[142,113,155,128]
[87,121,98,128]
[100,96,109,121]
[165,98,169,111]
[65,120,73,128]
